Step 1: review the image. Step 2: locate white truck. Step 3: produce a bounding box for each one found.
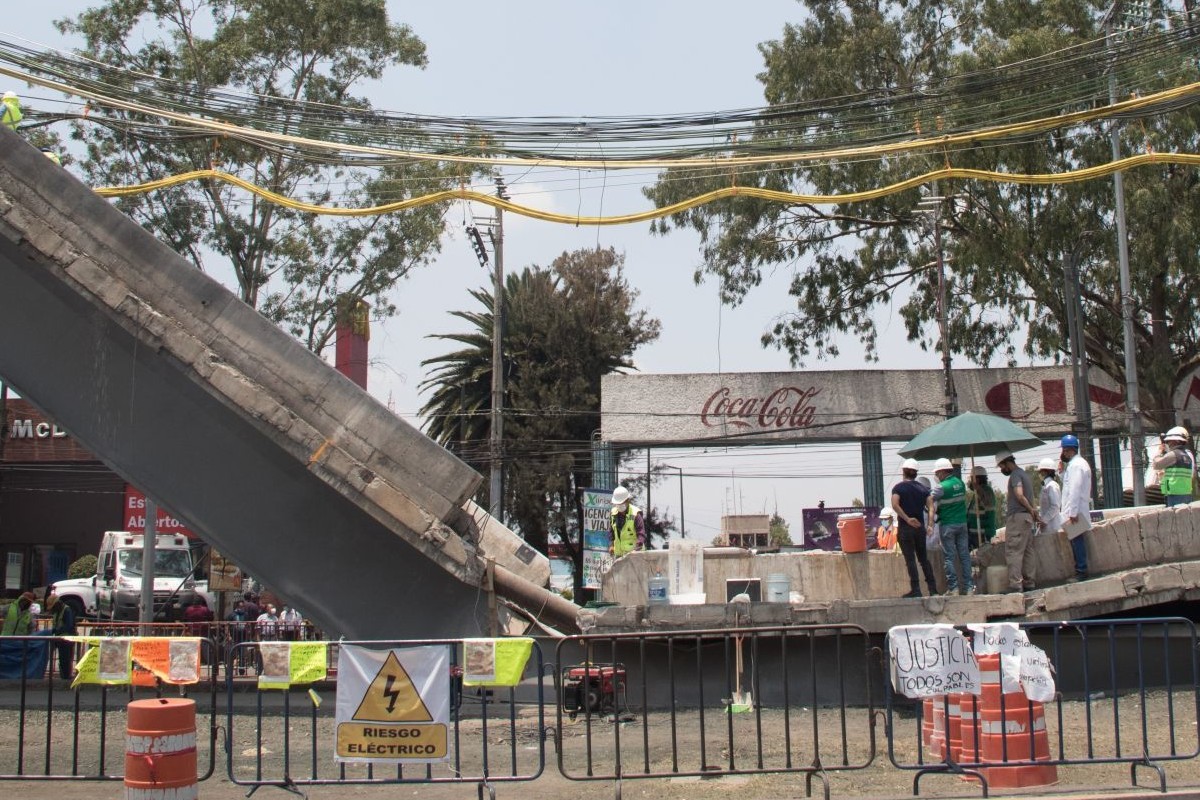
[93,531,201,621]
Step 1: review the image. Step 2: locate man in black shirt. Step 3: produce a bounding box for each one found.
[891,458,938,598]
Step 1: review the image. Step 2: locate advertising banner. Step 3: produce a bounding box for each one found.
[123,486,197,538]
[580,488,612,589]
[801,506,882,550]
[601,366,1136,445]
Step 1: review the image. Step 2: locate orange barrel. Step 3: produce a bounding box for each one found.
[974,651,1057,789]
[958,693,982,763]
[946,693,965,761]
[125,697,198,800]
[836,512,867,553]
[921,696,936,745]
[926,695,948,759]
[979,698,1049,762]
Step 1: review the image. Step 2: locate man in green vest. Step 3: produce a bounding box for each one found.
[1,592,36,636]
[1,91,22,131]
[609,486,646,558]
[932,458,973,595]
[1154,426,1195,507]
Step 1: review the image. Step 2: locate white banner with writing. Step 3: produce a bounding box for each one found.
[969,623,1056,702]
[887,624,981,698]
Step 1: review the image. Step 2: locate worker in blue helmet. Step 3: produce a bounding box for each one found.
[1059,434,1092,582]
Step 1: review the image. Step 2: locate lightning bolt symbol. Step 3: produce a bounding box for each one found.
[382,674,401,714]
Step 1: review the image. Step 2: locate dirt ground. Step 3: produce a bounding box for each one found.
[5,689,1200,800]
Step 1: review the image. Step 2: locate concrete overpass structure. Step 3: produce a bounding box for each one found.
[593,503,1200,633]
[0,129,577,640]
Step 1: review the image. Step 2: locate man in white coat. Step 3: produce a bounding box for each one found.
[1060,434,1092,582]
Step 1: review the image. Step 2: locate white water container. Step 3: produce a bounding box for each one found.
[765,573,791,602]
[648,572,670,605]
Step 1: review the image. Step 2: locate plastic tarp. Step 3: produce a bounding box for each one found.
[0,633,50,679]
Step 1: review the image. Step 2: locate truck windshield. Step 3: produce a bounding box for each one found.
[118,548,193,579]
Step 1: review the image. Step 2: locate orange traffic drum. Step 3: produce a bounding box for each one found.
[125,697,198,800]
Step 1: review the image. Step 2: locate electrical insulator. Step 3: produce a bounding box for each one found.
[466,225,489,266]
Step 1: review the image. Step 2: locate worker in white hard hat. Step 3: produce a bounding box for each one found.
[609,485,646,558]
[1,91,22,132]
[874,508,897,550]
[1036,458,1064,538]
[996,451,1040,591]
[1153,426,1195,507]
[890,457,938,598]
[966,465,997,548]
[931,457,973,595]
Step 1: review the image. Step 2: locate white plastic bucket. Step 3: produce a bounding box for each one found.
[765,573,791,602]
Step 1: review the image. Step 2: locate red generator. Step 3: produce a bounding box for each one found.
[560,663,627,719]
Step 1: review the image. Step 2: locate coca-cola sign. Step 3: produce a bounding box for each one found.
[700,386,822,430]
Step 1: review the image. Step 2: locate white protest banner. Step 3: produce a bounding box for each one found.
[1013,630,1056,702]
[887,624,980,698]
[968,623,1056,701]
[335,644,450,764]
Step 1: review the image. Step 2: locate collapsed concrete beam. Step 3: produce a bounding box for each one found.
[0,128,569,638]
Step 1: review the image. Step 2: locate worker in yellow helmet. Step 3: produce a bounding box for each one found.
[1,92,22,131]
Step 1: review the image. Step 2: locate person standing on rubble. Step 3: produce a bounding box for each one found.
[609,486,646,557]
[1154,427,1195,507]
[891,458,938,599]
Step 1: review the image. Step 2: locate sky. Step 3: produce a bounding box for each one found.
[1,2,1075,544]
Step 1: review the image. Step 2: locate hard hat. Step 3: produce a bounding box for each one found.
[901,457,919,472]
[879,508,896,518]
[972,465,988,477]
[994,451,1014,466]
[1060,434,1080,450]
[2,91,16,101]
[611,486,630,506]
[1165,426,1189,443]
[1038,457,1058,472]
[933,457,954,473]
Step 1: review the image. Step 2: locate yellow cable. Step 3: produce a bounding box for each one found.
[1,62,1198,170]
[95,152,1200,226]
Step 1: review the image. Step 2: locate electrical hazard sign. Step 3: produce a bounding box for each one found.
[335,644,450,763]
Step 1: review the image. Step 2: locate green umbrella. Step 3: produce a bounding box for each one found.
[897,411,1044,460]
[898,411,1046,545]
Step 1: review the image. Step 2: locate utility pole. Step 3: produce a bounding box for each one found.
[920,182,958,418]
[1105,2,1147,505]
[489,178,508,523]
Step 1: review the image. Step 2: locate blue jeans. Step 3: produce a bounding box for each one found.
[1069,534,1088,579]
[1166,495,1192,507]
[940,522,972,592]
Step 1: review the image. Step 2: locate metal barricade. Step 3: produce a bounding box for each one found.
[554,624,875,800]
[0,634,220,781]
[224,638,546,797]
[884,617,1200,796]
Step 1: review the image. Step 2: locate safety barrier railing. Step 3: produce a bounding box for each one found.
[223,638,546,797]
[883,617,1200,796]
[0,634,220,781]
[553,623,875,800]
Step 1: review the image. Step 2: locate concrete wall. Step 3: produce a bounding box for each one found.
[603,547,948,606]
[603,503,1200,610]
[976,501,1200,584]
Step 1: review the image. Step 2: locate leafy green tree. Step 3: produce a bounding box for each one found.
[420,247,661,583]
[55,0,465,352]
[769,513,793,547]
[646,0,1200,429]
